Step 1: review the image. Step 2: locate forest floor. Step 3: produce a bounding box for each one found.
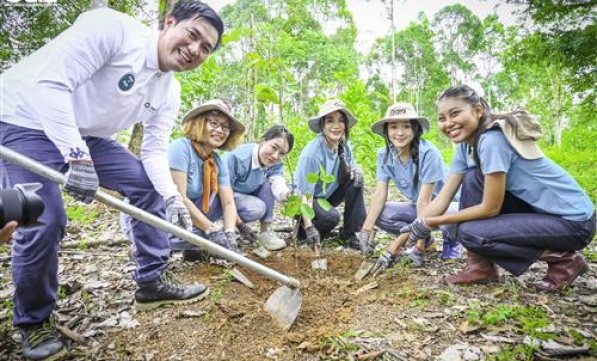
[0,201,596,361]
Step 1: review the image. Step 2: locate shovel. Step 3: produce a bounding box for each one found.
[0,146,302,331]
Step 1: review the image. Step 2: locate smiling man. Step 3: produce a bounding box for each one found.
[0,1,223,360]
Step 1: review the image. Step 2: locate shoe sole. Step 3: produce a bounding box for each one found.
[534,260,589,293]
[134,288,210,312]
[26,346,67,361]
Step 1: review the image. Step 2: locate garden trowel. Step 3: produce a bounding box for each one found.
[0,146,303,332]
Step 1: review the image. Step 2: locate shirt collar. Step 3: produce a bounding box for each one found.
[251,144,263,170]
[146,31,165,73]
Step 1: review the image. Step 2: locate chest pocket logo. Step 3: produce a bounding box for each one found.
[118,74,135,92]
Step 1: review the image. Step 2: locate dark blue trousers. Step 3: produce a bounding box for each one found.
[1,122,170,326]
[457,168,595,276]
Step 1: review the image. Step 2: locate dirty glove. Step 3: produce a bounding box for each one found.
[305,225,321,249]
[208,230,230,249]
[400,218,433,245]
[350,165,364,188]
[166,195,192,232]
[64,160,99,204]
[238,223,258,244]
[368,250,397,276]
[358,230,377,257]
[225,231,240,253]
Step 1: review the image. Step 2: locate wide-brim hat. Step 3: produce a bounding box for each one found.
[182,99,246,135]
[308,99,358,133]
[371,102,430,137]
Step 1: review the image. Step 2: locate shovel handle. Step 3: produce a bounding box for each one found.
[0,145,301,289]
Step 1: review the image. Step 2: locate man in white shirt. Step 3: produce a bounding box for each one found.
[0,1,223,359]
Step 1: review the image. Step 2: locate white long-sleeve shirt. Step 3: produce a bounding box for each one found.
[0,8,180,199]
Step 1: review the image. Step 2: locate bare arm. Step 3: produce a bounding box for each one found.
[170,170,213,231]
[218,186,237,232]
[418,173,464,219]
[426,172,506,228]
[362,181,389,231]
[415,183,435,215]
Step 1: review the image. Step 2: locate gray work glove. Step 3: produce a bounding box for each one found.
[368,250,397,276]
[305,225,321,250]
[237,223,258,244]
[64,161,99,204]
[225,231,240,253]
[407,248,424,268]
[350,165,364,188]
[208,230,230,249]
[358,230,376,257]
[400,218,433,245]
[166,195,192,232]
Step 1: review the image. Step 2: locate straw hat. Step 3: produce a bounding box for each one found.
[182,99,246,135]
[307,99,358,133]
[371,102,430,137]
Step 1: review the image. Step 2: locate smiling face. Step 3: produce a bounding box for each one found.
[322,111,346,143]
[157,16,218,73]
[437,98,483,146]
[200,111,232,149]
[386,120,415,150]
[258,136,289,168]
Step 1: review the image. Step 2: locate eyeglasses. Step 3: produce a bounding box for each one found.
[207,118,233,133]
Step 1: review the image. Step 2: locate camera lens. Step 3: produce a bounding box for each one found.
[0,183,45,228]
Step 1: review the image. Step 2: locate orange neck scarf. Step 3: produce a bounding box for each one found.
[191,141,219,213]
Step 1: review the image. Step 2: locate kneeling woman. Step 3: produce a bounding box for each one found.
[295,99,366,253]
[401,85,595,292]
[222,125,294,251]
[363,102,461,271]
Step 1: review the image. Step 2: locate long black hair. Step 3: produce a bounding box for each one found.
[437,85,492,167]
[320,112,351,182]
[383,119,423,189]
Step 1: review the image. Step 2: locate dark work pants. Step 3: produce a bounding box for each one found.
[1,122,170,326]
[299,176,366,240]
[457,168,595,276]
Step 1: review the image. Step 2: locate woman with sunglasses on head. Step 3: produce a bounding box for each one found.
[364,103,462,274]
[294,99,366,255]
[398,85,595,292]
[222,125,294,251]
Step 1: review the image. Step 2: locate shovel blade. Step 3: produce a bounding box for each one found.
[230,268,255,289]
[264,286,302,331]
[354,261,374,281]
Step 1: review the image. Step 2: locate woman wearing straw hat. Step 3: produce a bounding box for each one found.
[122,99,245,261]
[294,99,366,253]
[364,102,461,274]
[398,85,594,291]
[222,124,294,251]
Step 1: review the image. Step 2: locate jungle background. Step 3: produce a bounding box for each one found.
[0,0,596,360]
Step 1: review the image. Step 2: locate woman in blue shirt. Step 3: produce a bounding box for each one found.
[364,103,461,273]
[222,125,294,251]
[400,85,595,292]
[294,99,366,254]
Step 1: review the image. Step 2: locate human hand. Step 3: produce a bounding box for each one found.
[0,221,17,243]
[237,223,258,244]
[350,165,364,188]
[166,195,192,231]
[64,161,99,203]
[368,250,397,276]
[225,231,240,253]
[305,225,321,250]
[208,230,230,249]
[400,218,433,245]
[358,230,376,257]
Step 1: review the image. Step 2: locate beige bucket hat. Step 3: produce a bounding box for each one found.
[308,99,358,133]
[371,102,430,137]
[182,99,246,135]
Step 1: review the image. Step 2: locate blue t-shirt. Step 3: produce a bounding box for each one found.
[376,139,456,202]
[451,129,594,221]
[221,143,285,194]
[294,134,356,198]
[168,138,230,202]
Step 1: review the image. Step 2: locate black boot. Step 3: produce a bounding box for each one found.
[134,271,209,311]
[19,317,66,361]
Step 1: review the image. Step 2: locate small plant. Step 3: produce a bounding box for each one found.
[284,165,334,220]
[65,204,99,225]
[210,270,234,301]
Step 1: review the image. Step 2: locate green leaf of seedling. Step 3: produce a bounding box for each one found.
[317,198,333,212]
[321,174,335,184]
[306,172,320,184]
[283,195,302,217]
[301,203,315,220]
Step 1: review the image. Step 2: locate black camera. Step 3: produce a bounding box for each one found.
[0,183,45,228]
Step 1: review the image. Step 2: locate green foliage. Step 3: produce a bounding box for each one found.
[284,167,335,220]
[65,204,98,226]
